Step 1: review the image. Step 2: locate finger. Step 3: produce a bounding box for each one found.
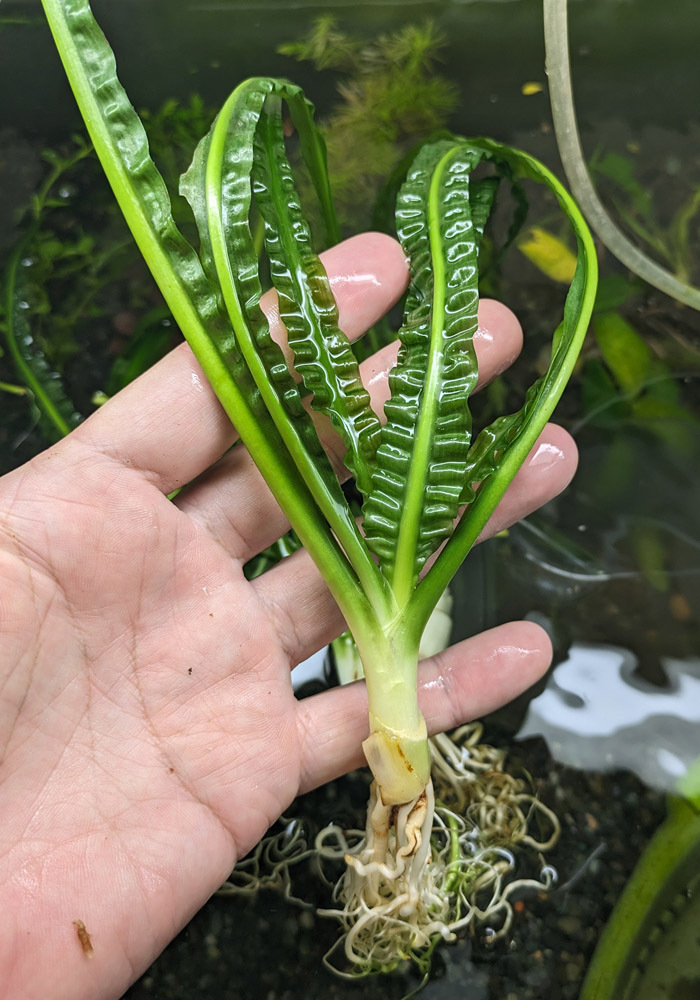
[295,621,552,793]
[255,422,576,667]
[475,422,578,540]
[70,233,410,493]
[179,298,524,562]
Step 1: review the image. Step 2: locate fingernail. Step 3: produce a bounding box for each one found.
[528,440,565,471]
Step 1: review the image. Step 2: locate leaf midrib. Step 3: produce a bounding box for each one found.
[390,145,457,605]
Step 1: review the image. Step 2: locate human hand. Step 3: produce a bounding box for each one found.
[0,233,576,1000]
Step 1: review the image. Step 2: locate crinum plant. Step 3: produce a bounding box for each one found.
[41,0,597,976]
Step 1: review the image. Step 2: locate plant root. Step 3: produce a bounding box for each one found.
[221,724,561,978]
[316,723,560,976]
[219,816,317,908]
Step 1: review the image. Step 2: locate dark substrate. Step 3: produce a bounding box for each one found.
[123,738,666,1000]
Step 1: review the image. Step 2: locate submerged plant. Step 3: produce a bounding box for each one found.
[41,0,596,977]
[0,95,218,454]
[279,16,457,232]
[544,0,700,311]
[0,140,91,442]
[581,759,700,1000]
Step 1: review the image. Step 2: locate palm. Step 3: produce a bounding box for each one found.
[0,235,576,1000]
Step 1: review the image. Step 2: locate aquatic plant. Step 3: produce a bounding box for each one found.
[0,95,216,450]
[279,16,457,233]
[581,759,700,999]
[543,0,700,311]
[0,140,90,440]
[40,0,596,976]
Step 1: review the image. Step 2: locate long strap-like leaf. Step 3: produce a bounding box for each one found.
[182,78,387,608]
[252,99,382,501]
[409,137,598,636]
[362,140,483,604]
[2,234,81,441]
[40,0,375,632]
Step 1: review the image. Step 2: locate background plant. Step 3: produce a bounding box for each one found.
[0,97,215,469]
[279,17,457,234]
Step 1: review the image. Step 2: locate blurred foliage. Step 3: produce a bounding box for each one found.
[591,145,700,286]
[0,96,214,448]
[517,225,577,284]
[279,17,457,232]
[513,189,700,592]
[515,212,700,451]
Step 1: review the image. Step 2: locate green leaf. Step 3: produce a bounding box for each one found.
[594,311,651,395]
[469,176,500,250]
[580,358,629,427]
[593,274,642,313]
[41,0,373,631]
[362,140,484,599]
[1,237,81,441]
[591,150,652,219]
[41,0,255,401]
[41,0,598,770]
[580,769,700,1000]
[252,99,381,499]
[410,137,598,634]
[182,76,386,609]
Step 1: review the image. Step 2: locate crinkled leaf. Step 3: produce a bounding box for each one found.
[362,140,484,592]
[181,79,338,482]
[469,176,500,251]
[182,78,380,598]
[42,1,369,618]
[2,238,81,440]
[252,100,381,498]
[412,136,598,625]
[37,2,598,647]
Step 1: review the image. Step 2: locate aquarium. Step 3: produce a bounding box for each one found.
[1,1,699,998]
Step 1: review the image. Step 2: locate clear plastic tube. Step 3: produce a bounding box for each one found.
[543,0,700,311]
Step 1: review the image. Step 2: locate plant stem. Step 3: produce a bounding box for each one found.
[3,237,74,438]
[543,0,700,310]
[355,625,430,805]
